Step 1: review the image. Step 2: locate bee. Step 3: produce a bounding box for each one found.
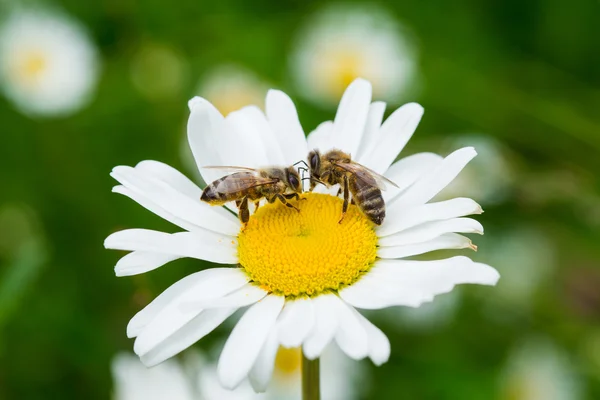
[307,149,398,225]
[200,166,303,224]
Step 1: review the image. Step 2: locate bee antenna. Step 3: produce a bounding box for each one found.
[293,160,309,169]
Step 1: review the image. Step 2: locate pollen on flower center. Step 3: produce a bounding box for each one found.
[237,193,378,297]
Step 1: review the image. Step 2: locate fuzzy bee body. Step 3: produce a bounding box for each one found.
[348,178,385,225]
[307,149,396,225]
[201,166,302,224]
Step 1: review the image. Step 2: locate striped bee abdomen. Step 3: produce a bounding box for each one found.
[350,179,385,225]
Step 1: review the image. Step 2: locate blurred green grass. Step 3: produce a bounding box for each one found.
[0,0,599,399]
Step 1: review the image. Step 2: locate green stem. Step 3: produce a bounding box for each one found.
[302,352,320,400]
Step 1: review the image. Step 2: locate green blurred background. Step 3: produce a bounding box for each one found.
[1,0,599,399]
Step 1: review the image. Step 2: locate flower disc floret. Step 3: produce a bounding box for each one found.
[237,193,378,297]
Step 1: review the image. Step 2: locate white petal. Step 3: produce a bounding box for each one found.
[112,185,198,233]
[115,251,180,277]
[126,271,213,338]
[376,256,500,289]
[303,294,339,360]
[140,307,236,367]
[340,273,421,309]
[225,106,284,166]
[181,283,268,311]
[378,233,475,259]
[382,153,444,202]
[111,165,239,235]
[379,197,483,237]
[307,120,333,152]
[393,147,477,207]
[277,297,315,348]
[266,89,308,165]
[105,229,238,265]
[248,327,279,393]
[187,97,227,184]
[353,310,390,366]
[378,218,483,247]
[330,78,372,156]
[343,257,499,310]
[356,101,386,162]
[333,296,369,360]
[135,160,202,199]
[134,268,248,356]
[218,295,285,390]
[361,103,424,174]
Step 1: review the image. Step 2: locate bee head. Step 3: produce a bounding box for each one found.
[308,150,321,177]
[285,167,302,193]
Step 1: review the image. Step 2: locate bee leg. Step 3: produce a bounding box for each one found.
[283,193,304,201]
[336,188,342,197]
[238,196,250,224]
[254,201,260,211]
[339,175,350,224]
[274,194,300,212]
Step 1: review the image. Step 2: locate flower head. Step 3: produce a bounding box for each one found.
[105,78,499,392]
[0,8,100,117]
[290,5,417,106]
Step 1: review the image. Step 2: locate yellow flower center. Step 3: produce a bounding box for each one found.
[274,347,301,377]
[12,51,48,86]
[238,193,378,297]
[322,50,364,98]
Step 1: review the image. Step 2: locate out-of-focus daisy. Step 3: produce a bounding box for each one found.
[196,65,268,116]
[481,227,554,317]
[437,135,513,205]
[499,339,583,400]
[198,344,363,400]
[131,43,188,101]
[112,352,198,400]
[112,345,362,400]
[0,8,99,117]
[105,78,499,391]
[290,5,417,107]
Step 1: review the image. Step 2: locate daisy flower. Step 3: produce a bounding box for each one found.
[112,345,361,400]
[290,5,417,107]
[198,344,363,400]
[499,339,583,400]
[0,8,99,117]
[112,352,198,400]
[196,65,268,116]
[105,78,499,392]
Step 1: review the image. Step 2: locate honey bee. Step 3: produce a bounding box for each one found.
[307,149,398,225]
[200,166,303,224]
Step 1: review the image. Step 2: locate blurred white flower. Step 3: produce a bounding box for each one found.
[112,345,364,400]
[290,4,417,107]
[0,8,100,117]
[131,43,188,101]
[112,353,197,400]
[196,65,268,116]
[499,339,583,400]
[482,227,555,316]
[437,135,513,205]
[198,344,363,400]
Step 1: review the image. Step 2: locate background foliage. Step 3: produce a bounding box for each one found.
[1,0,599,398]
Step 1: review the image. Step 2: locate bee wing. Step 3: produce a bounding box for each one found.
[202,166,260,174]
[215,173,279,194]
[334,161,399,190]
